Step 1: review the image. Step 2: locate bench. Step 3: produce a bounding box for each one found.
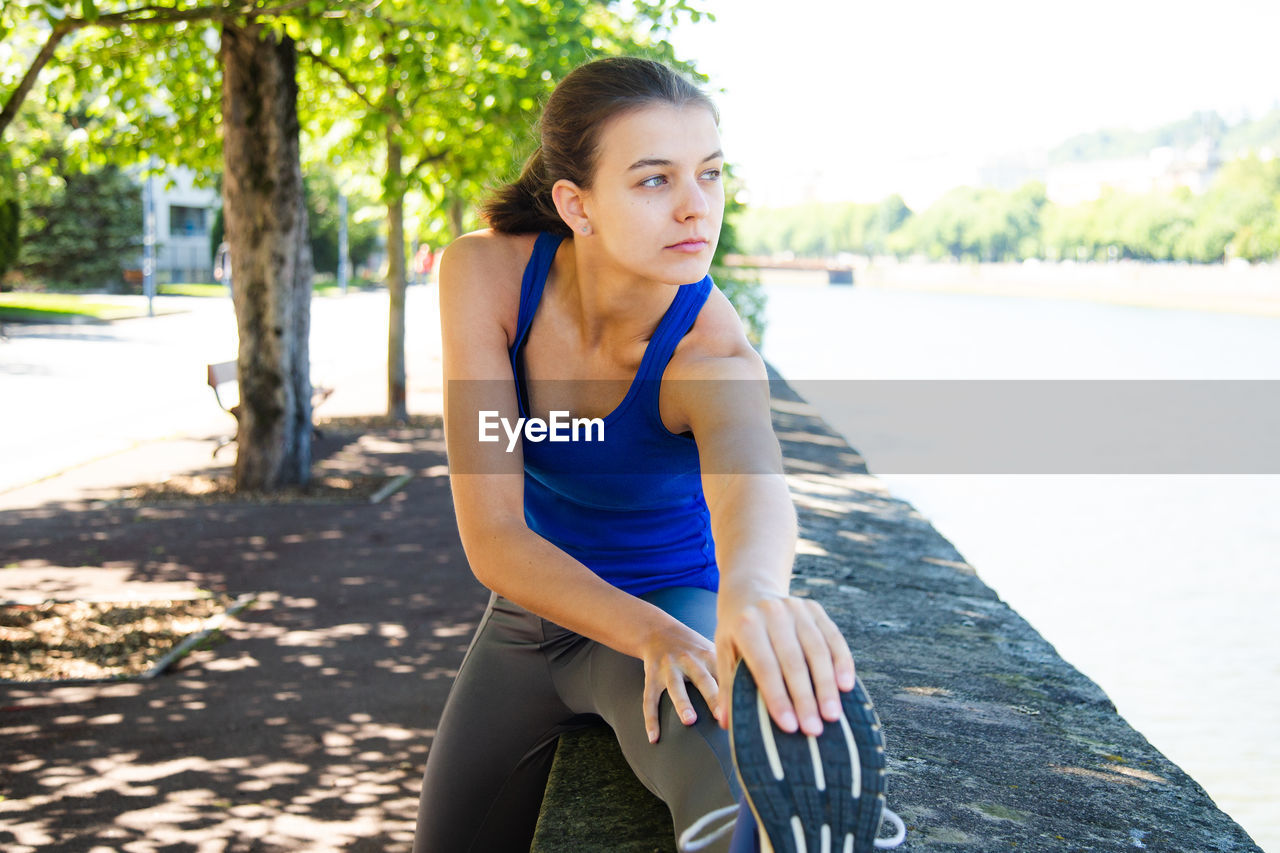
[206,360,334,457]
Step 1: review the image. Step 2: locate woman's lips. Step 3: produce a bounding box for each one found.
[665,240,708,253]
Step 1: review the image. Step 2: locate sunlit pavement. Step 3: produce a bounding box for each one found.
[0,285,443,496]
[0,286,467,851]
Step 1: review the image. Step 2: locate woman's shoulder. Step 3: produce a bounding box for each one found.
[442,228,540,282]
[668,281,766,382]
[659,282,768,437]
[439,229,542,347]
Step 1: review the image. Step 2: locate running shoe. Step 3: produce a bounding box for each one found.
[728,659,905,852]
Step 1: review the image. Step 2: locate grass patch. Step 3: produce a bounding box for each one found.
[0,293,139,323]
[154,281,374,298]
[0,279,386,322]
[312,277,386,295]
[158,282,227,297]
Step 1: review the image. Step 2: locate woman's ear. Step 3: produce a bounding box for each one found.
[551,179,590,235]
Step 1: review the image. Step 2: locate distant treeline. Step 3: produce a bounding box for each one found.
[1048,109,1280,165]
[738,154,1280,264]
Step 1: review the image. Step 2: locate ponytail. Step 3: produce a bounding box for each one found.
[481,148,571,236]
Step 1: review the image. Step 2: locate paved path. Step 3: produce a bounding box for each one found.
[0,419,482,852]
[0,286,443,498]
[1,287,459,850]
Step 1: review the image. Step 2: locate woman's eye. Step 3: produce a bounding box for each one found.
[702,169,723,181]
[640,175,667,188]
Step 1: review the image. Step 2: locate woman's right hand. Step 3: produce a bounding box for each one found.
[640,622,720,744]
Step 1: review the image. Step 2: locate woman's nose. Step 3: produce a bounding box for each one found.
[676,180,711,220]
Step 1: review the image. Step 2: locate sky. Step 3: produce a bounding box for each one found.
[665,0,1280,208]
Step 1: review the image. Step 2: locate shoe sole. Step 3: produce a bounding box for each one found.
[730,661,889,853]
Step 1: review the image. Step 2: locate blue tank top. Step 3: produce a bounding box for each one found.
[509,231,719,596]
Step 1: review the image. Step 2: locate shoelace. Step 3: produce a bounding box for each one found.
[677,803,907,852]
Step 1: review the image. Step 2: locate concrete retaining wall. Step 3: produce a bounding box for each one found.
[532,370,1262,852]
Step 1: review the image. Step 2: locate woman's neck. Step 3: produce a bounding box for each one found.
[553,236,677,351]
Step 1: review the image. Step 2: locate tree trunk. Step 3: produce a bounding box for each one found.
[449,194,465,241]
[220,22,314,490]
[386,130,408,422]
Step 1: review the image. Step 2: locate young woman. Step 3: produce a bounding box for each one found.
[414,56,904,853]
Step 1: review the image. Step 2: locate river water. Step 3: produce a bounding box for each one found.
[758,275,1280,850]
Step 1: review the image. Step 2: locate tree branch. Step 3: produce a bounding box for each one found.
[405,148,448,178]
[0,23,74,140]
[237,0,332,20]
[1,5,233,141]
[298,47,382,113]
[405,74,473,112]
[0,0,354,142]
[406,86,429,112]
[88,4,234,30]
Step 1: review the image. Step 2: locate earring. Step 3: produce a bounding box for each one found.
[581,223,590,234]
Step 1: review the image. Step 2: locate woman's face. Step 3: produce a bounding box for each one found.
[579,103,725,286]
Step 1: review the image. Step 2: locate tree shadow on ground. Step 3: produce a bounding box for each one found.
[0,386,1243,852]
[0,388,954,852]
[0,420,487,851]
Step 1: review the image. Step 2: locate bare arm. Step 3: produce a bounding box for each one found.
[439,234,719,741]
[673,344,856,735]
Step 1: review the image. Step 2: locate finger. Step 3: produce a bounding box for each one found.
[812,603,856,691]
[735,623,800,734]
[765,611,822,737]
[667,672,698,727]
[794,604,841,722]
[714,635,736,729]
[643,662,662,744]
[687,657,720,725]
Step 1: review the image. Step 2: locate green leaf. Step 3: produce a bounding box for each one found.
[80,0,97,24]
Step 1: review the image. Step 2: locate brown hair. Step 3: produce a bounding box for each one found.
[482,56,719,235]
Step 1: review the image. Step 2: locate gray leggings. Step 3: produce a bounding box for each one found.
[413,586,740,852]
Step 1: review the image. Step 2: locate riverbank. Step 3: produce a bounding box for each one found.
[765,371,1263,850]
[758,282,1280,849]
[531,368,1263,851]
[750,260,1280,318]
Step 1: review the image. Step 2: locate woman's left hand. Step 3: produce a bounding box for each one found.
[713,593,856,735]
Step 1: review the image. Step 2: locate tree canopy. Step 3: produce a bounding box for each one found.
[2,0,723,487]
[3,0,705,217]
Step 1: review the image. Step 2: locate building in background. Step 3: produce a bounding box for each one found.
[139,165,219,284]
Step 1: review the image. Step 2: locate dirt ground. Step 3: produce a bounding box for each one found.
[0,596,233,681]
[0,417,490,851]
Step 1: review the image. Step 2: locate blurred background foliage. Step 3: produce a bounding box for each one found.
[711,163,765,347]
[1,0,770,335]
[738,155,1280,265]
[737,110,1280,265]
[2,0,1275,330]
